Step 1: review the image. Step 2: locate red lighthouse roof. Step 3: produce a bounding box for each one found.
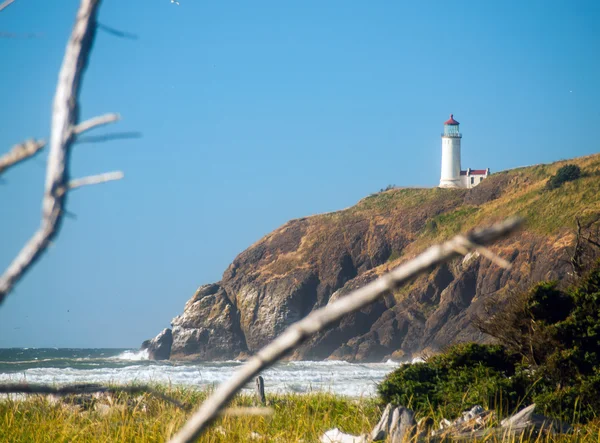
[444,114,459,125]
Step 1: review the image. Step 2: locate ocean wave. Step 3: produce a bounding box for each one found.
[109,349,149,361]
[0,360,391,397]
[0,349,414,397]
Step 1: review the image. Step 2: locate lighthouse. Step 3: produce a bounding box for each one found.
[439,114,489,189]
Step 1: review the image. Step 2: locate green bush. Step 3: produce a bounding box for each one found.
[379,262,600,423]
[378,344,526,418]
[546,164,581,190]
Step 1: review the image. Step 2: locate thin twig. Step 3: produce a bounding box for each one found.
[0,0,102,303]
[0,0,16,12]
[73,113,120,135]
[68,171,124,190]
[0,139,46,176]
[167,217,523,443]
[0,383,187,410]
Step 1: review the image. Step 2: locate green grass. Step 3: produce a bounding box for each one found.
[423,206,480,237]
[0,387,380,443]
[2,387,600,442]
[400,153,600,250]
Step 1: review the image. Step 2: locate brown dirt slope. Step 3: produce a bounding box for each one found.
[165,153,600,361]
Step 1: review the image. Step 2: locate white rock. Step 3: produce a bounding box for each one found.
[320,428,367,443]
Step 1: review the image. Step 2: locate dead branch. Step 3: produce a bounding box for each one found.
[68,171,124,190]
[567,217,600,279]
[168,217,523,443]
[0,0,16,12]
[0,139,46,176]
[0,0,120,303]
[0,383,187,409]
[73,113,120,135]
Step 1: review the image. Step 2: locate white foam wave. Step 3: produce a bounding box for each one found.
[109,349,149,361]
[0,355,416,397]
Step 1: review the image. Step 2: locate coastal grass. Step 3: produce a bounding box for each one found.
[0,387,380,442]
[2,386,600,441]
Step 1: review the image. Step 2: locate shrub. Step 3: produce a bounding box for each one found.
[378,344,526,418]
[379,262,600,423]
[546,164,581,190]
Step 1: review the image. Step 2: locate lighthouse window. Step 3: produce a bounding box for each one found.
[471,177,474,185]
[480,177,483,182]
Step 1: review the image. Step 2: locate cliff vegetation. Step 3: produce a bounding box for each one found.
[379,259,600,424]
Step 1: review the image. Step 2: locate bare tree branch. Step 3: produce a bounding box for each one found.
[0,383,187,410]
[68,171,124,190]
[0,0,103,303]
[168,217,523,443]
[0,0,16,12]
[0,139,45,176]
[73,113,120,135]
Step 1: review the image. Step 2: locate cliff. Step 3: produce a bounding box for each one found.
[146,154,600,362]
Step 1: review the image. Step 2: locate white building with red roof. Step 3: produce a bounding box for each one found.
[439,114,489,189]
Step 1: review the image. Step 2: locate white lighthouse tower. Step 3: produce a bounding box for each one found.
[438,114,489,189]
[439,114,462,188]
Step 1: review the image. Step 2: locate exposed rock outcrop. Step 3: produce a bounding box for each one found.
[144,154,600,361]
[169,284,246,360]
[141,328,172,360]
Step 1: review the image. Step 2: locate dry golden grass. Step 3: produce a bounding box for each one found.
[2,387,600,442]
[0,388,379,443]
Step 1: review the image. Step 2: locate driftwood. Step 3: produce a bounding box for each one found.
[322,403,571,443]
[389,407,415,443]
[0,0,124,303]
[255,376,266,406]
[370,403,393,441]
[320,429,367,443]
[322,403,416,443]
[430,404,571,441]
[168,217,522,443]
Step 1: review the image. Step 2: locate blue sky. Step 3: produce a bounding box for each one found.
[0,0,598,348]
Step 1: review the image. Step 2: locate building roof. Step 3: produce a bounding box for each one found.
[461,169,488,176]
[444,114,459,125]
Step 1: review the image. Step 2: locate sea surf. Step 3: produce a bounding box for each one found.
[0,348,402,397]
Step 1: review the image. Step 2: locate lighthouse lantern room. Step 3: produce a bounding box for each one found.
[439,114,489,189]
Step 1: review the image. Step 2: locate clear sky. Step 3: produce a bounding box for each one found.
[0,0,598,348]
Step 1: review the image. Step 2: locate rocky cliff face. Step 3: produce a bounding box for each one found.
[145,154,600,362]
[141,328,172,360]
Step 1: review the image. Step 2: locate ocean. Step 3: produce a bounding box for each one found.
[0,348,404,397]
